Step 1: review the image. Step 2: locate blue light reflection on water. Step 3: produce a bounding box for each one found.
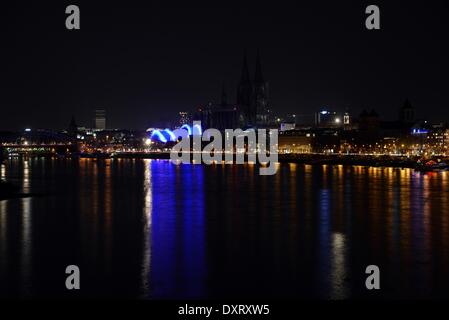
[148,161,206,299]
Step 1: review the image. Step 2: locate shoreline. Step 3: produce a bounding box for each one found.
[110,152,424,169]
[3,153,448,170]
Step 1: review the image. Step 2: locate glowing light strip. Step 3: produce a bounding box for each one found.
[181,124,192,135]
[150,130,167,143]
[163,129,176,142]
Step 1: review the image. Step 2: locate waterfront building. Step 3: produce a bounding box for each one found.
[315,110,342,128]
[278,129,313,154]
[280,122,296,131]
[94,109,106,130]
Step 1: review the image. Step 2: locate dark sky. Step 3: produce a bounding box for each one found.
[1,0,448,130]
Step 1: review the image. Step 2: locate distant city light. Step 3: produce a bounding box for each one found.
[24,128,31,132]
[412,129,429,135]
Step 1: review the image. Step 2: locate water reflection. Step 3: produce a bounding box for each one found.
[0,160,448,299]
[0,163,5,180]
[0,196,7,284]
[141,160,152,297]
[21,161,32,296]
[331,232,347,299]
[148,162,206,298]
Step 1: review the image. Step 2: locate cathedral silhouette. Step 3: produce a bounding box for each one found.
[194,52,272,131]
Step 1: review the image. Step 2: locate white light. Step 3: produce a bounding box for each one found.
[335,118,341,123]
[145,138,152,146]
[25,128,31,132]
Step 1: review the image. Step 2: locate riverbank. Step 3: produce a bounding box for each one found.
[111,152,425,168]
[278,154,422,168]
[3,152,446,170]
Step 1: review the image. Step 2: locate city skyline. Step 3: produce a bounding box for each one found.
[1,1,449,130]
[2,1,449,306]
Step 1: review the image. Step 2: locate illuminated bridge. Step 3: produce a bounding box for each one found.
[0,129,78,156]
[1,143,77,156]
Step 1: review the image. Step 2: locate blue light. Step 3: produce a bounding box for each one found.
[412,129,428,135]
[150,130,167,143]
[193,124,202,136]
[163,129,176,142]
[181,124,192,135]
[149,161,206,298]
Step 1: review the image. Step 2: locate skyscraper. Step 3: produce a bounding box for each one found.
[95,109,106,130]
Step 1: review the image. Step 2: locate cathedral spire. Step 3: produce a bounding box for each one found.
[240,51,250,84]
[221,82,227,106]
[67,115,78,137]
[254,50,264,84]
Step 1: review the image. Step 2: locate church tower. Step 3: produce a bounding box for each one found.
[237,52,254,126]
[253,51,269,126]
[221,82,228,106]
[399,98,415,123]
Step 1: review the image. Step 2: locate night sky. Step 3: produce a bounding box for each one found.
[1,1,448,130]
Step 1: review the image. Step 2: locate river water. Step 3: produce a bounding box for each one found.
[0,158,448,299]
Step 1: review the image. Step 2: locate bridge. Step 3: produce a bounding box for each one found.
[0,143,78,156]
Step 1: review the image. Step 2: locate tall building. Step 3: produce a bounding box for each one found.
[195,52,271,130]
[253,51,270,126]
[236,53,254,126]
[94,109,106,130]
[236,51,270,127]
